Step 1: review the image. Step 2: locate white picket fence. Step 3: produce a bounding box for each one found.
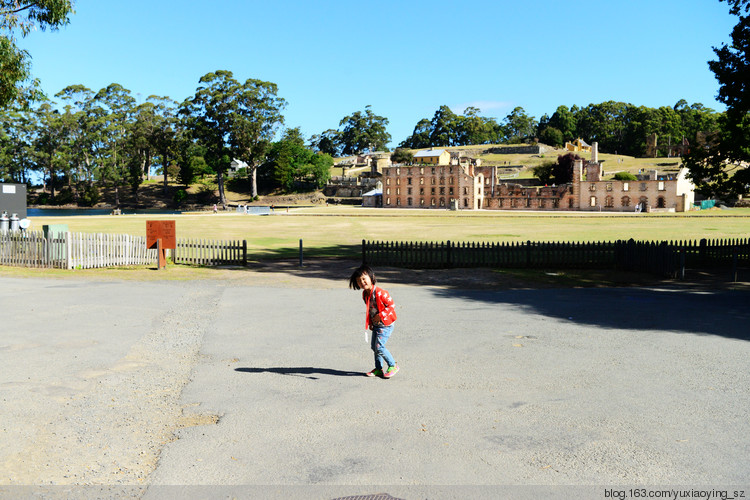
[0,231,247,269]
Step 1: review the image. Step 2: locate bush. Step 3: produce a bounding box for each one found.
[613,172,638,181]
[77,183,100,207]
[54,187,75,205]
[173,189,188,206]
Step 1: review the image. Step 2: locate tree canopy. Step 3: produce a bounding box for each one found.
[683,0,750,199]
[1,0,74,107]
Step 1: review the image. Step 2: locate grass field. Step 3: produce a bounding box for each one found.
[27,206,750,261]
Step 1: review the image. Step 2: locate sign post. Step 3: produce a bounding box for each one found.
[146,220,176,270]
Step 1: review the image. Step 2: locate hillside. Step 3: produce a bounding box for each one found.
[30,144,685,209]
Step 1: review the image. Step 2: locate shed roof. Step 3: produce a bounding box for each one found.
[413,149,447,158]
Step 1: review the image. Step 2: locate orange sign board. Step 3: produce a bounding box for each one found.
[146,220,176,249]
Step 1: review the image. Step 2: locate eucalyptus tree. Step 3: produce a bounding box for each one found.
[683,0,750,198]
[338,105,391,155]
[0,105,34,182]
[0,0,74,107]
[31,101,71,199]
[90,83,136,207]
[181,70,286,204]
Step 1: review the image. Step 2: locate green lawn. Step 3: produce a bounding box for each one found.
[27,206,750,261]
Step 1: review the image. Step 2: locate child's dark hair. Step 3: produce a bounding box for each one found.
[349,264,376,290]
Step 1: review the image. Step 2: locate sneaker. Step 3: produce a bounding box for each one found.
[383,364,399,378]
[366,368,383,377]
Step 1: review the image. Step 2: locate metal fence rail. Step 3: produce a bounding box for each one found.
[363,238,750,279]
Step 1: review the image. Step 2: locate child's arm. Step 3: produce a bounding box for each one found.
[376,289,397,324]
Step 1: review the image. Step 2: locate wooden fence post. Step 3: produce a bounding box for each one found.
[242,240,247,267]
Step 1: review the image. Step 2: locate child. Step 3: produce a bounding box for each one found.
[349,264,399,378]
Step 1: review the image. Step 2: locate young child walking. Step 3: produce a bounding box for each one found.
[349,264,399,378]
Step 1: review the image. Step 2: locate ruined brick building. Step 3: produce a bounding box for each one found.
[381,144,695,212]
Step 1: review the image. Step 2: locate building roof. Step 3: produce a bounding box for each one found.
[413,149,447,158]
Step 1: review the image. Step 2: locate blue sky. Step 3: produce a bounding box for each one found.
[16,0,737,147]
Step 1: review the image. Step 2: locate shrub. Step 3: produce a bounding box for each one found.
[613,172,638,181]
[173,189,188,206]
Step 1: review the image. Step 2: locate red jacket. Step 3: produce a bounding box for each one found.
[363,286,397,329]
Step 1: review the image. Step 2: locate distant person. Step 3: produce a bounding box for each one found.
[349,264,399,378]
[213,204,217,214]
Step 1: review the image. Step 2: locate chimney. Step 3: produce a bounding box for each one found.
[591,142,598,163]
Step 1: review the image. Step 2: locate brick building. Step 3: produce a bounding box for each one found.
[381,144,695,212]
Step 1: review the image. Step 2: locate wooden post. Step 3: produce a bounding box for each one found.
[157,238,167,270]
[242,240,247,267]
[299,239,303,268]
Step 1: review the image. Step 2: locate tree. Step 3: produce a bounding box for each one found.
[181,70,286,203]
[1,0,74,107]
[338,105,391,155]
[429,105,458,147]
[502,106,537,143]
[309,128,341,156]
[90,83,136,208]
[399,118,432,149]
[683,0,750,199]
[390,148,413,164]
[265,127,331,192]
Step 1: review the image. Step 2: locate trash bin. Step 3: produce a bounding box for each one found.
[0,212,8,232]
[9,213,19,231]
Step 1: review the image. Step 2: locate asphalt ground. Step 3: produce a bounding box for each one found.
[1,266,748,500]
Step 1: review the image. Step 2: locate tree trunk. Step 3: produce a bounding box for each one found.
[162,154,170,196]
[217,171,227,209]
[251,164,258,198]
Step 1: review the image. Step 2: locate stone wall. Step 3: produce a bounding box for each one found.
[485,145,549,155]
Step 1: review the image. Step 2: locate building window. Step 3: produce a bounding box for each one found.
[420,167,424,174]
[439,187,445,195]
[420,198,425,207]
[464,199,469,207]
[407,198,412,206]
[590,196,597,207]
[463,187,468,195]
[407,177,412,185]
[525,198,531,207]
[420,177,424,185]
[623,182,629,191]
[420,187,424,195]
[396,188,400,195]
[396,168,400,175]
[440,198,445,207]
[431,187,435,195]
[640,183,647,191]
[590,183,596,191]
[431,167,435,174]
[605,196,614,208]
[658,181,665,191]
[396,198,401,206]
[407,187,412,195]
[386,198,391,206]
[431,198,436,206]
[449,187,454,195]
[656,196,666,208]
[606,183,613,191]
[568,198,575,208]
[622,196,630,207]
[386,187,390,195]
[386,178,390,185]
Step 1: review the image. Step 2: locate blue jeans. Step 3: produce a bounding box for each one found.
[371,324,395,370]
